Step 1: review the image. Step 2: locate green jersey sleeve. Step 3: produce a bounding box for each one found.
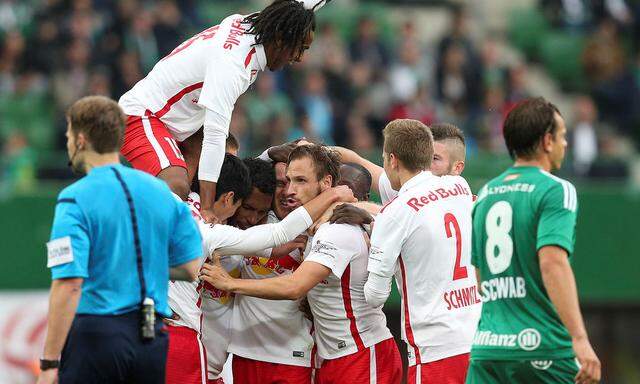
[536,180,578,255]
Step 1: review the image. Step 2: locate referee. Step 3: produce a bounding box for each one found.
[37,96,203,384]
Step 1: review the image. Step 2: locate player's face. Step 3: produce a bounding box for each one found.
[273,162,293,220]
[231,187,273,229]
[267,30,314,71]
[285,157,324,208]
[431,141,452,176]
[549,113,568,171]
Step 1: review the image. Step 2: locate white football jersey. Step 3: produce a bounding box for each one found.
[305,223,393,360]
[228,211,314,367]
[378,171,397,205]
[167,193,242,332]
[368,171,481,365]
[119,14,265,141]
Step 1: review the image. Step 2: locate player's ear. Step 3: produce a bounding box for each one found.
[542,132,553,153]
[320,174,332,190]
[224,191,236,207]
[453,160,465,176]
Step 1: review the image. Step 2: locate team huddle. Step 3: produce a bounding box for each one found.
[39,0,601,383]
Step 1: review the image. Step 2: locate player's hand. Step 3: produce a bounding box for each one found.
[329,204,373,226]
[271,235,308,258]
[331,185,357,204]
[267,138,313,163]
[200,252,233,291]
[162,312,182,326]
[200,208,220,225]
[573,336,601,384]
[309,202,341,236]
[37,368,58,384]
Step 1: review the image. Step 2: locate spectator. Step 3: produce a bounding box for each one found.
[572,96,600,175]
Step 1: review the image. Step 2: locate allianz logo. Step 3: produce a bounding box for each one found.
[530,360,553,370]
[473,328,541,351]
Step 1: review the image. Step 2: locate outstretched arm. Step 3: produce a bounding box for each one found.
[331,146,384,195]
[200,254,330,300]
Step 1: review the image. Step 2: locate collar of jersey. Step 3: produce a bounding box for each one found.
[88,163,123,175]
[253,43,267,72]
[399,171,433,194]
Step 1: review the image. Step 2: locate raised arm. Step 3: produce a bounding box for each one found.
[331,146,384,195]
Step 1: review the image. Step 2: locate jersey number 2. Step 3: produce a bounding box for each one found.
[485,201,513,274]
[444,213,468,280]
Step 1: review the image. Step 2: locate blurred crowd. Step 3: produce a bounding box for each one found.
[0,0,638,189]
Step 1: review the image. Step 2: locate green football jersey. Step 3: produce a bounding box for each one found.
[470,166,578,360]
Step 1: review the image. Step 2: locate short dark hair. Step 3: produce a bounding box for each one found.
[339,163,372,201]
[288,144,340,187]
[66,96,125,153]
[431,123,465,146]
[191,153,252,203]
[244,0,318,58]
[226,133,239,153]
[503,97,561,159]
[243,157,276,196]
[382,119,433,172]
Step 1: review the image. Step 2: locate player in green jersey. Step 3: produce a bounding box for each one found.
[467,98,600,384]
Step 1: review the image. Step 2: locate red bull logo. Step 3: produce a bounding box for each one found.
[245,254,300,276]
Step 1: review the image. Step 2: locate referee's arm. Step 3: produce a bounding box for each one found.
[40,197,90,381]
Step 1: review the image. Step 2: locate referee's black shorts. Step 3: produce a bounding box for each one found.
[59,310,168,383]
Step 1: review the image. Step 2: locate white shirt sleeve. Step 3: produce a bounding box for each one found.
[198,109,229,182]
[305,224,359,279]
[364,208,404,307]
[201,206,313,256]
[197,54,250,182]
[378,172,398,204]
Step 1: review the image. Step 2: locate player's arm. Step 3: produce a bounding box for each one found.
[202,186,355,256]
[198,55,247,222]
[537,183,600,383]
[200,254,330,300]
[539,247,600,383]
[364,211,404,308]
[331,146,384,195]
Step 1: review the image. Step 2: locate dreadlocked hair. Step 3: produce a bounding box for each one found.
[244,0,316,54]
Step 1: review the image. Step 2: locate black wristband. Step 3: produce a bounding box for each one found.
[40,359,60,370]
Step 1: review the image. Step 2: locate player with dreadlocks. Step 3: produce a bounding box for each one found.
[119,0,331,225]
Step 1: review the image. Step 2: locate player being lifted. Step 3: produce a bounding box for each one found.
[119,0,330,222]
[467,98,600,384]
[363,119,480,383]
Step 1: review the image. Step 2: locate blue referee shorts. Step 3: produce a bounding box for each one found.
[59,311,168,383]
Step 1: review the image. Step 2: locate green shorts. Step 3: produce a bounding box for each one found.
[466,358,579,384]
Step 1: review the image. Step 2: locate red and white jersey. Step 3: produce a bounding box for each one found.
[368,171,481,365]
[228,211,314,367]
[119,14,266,141]
[378,171,397,205]
[305,223,393,360]
[167,192,243,332]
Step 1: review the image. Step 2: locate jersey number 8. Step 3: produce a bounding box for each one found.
[485,201,513,275]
